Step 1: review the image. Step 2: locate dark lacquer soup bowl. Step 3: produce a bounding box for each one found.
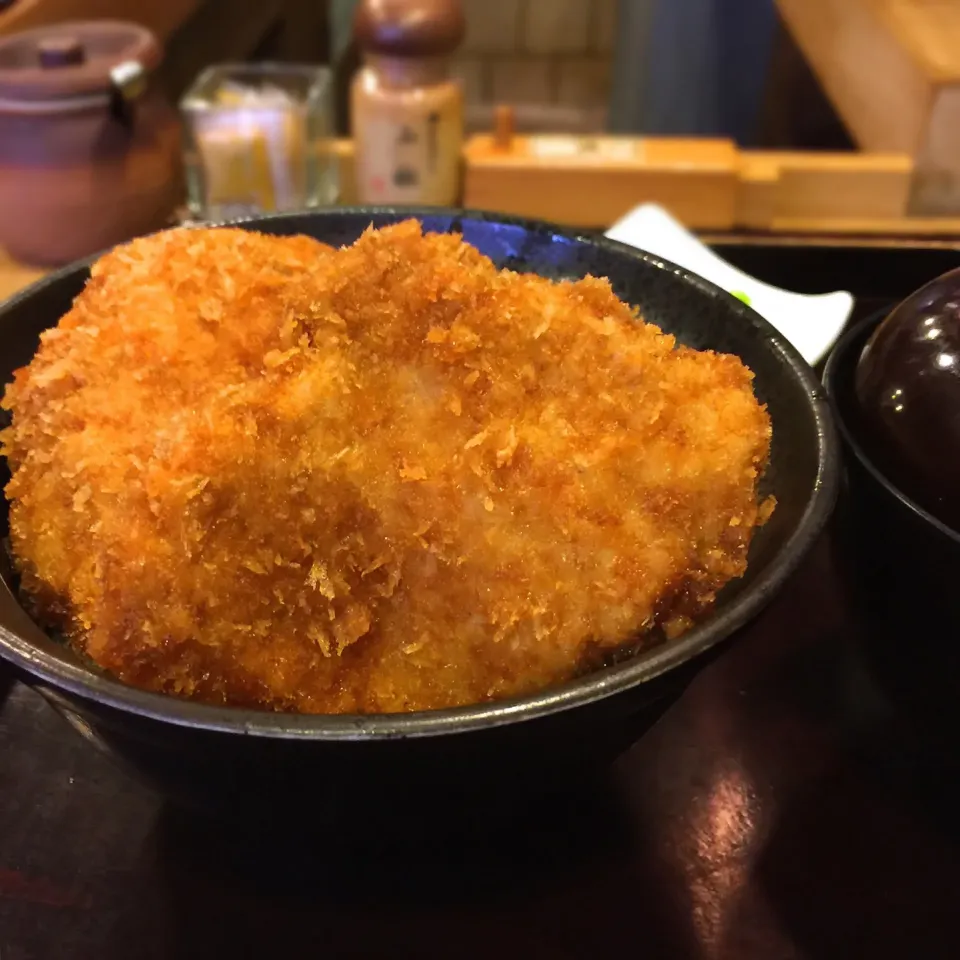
[826,312,960,746]
[0,208,838,824]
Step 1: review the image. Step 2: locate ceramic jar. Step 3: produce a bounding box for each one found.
[0,20,182,266]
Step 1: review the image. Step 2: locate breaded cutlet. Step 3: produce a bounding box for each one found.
[2,221,773,713]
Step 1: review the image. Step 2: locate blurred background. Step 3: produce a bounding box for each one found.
[0,0,956,280]
[0,0,851,144]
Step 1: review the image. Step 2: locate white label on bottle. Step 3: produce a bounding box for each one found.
[360,118,419,203]
[358,109,459,205]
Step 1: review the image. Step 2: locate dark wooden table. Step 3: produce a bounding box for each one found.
[3,240,960,960]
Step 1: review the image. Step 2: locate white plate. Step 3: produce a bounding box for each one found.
[605,204,854,365]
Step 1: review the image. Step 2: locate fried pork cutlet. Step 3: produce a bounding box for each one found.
[2,221,773,714]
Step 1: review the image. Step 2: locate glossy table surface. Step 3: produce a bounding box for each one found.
[3,240,960,959]
[4,532,960,960]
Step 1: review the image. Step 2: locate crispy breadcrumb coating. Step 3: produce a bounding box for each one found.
[1,221,772,713]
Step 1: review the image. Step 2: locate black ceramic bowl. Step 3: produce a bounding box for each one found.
[0,208,837,823]
[826,314,960,742]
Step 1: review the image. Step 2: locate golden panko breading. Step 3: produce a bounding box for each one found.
[2,221,773,714]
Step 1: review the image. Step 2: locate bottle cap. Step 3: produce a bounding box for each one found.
[354,0,465,58]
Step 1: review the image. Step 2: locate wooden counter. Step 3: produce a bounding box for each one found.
[4,135,960,302]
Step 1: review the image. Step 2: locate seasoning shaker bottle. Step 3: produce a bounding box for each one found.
[351,0,465,205]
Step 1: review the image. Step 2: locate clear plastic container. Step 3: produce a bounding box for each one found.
[180,63,337,221]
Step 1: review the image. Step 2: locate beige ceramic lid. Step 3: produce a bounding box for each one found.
[0,20,161,102]
[355,0,465,57]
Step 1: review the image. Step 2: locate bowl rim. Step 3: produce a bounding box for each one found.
[823,309,960,546]
[0,205,841,740]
